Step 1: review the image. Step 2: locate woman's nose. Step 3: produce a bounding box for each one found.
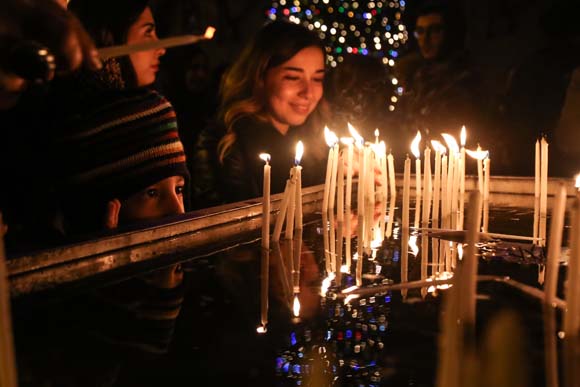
[298,79,313,99]
[153,33,166,57]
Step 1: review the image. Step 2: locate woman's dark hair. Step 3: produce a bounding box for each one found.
[217,20,326,162]
[67,0,150,88]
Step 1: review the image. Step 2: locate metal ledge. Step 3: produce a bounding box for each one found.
[7,175,576,297]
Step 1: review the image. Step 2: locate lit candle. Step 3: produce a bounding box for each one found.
[260,153,271,250]
[465,147,489,231]
[540,137,549,247]
[442,134,459,229]
[430,141,445,274]
[336,150,345,278]
[403,154,411,230]
[379,142,388,238]
[374,128,380,144]
[440,152,449,272]
[411,131,422,229]
[534,139,540,243]
[459,126,467,229]
[386,151,396,238]
[272,177,292,242]
[294,142,304,232]
[342,137,354,272]
[284,169,296,241]
[544,183,567,305]
[348,124,365,258]
[323,127,339,214]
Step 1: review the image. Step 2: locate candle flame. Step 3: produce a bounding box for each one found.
[340,137,354,145]
[324,126,339,147]
[430,140,446,154]
[374,128,380,138]
[347,123,364,147]
[457,243,464,260]
[293,295,301,317]
[256,325,267,334]
[204,26,216,39]
[378,140,387,155]
[409,235,419,257]
[259,153,271,164]
[441,133,459,154]
[576,174,580,189]
[460,126,466,147]
[295,141,304,164]
[465,148,489,160]
[410,131,421,159]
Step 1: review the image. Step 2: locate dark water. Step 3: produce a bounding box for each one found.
[12,206,560,387]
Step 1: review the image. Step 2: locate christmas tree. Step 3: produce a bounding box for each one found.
[267,0,408,112]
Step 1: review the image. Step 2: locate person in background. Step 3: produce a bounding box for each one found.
[394,1,481,139]
[192,20,328,208]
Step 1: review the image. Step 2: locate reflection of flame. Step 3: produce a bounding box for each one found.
[341,265,349,273]
[204,26,216,39]
[575,174,580,189]
[409,235,419,257]
[410,131,421,159]
[259,153,271,163]
[353,252,359,260]
[321,272,336,296]
[293,295,301,317]
[342,285,359,294]
[441,133,459,155]
[465,148,489,160]
[371,238,382,249]
[457,244,464,260]
[460,126,466,147]
[295,141,304,164]
[324,126,339,147]
[430,140,446,154]
[344,294,360,304]
[256,325,267,334]
[347,123,364,147]
[426,271,454,293]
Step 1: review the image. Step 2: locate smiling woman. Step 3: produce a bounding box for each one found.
[192,21,329,208]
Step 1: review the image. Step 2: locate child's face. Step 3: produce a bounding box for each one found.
[120,176,185,222]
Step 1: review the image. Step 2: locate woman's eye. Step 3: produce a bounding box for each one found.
[284,76,299,81]
[313,77,325,83]
[146,189,158,198]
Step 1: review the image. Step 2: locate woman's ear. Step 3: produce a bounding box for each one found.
[104,199,121,229]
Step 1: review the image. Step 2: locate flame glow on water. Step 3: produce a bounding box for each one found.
[256,325,267,334]
[426,271,454,293]
[458,244,464,260]
[321,272,336,296]
[340,265,349,273]
[344,294,360,305]
[293,296,301,317]
[409,235,419,257]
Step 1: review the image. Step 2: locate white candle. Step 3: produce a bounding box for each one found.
[482,157,490,232]
[323,127,338,214]
[540,137,549,247]
[430,141,444,274]
[534,139,540,243]
[440,153,448,272]
[294,142,304,231]
[544,183,567,305]
[465,147,490,231]
[403,155,411,230]
[422,147,432,227]
[386,152,396,238]
[285,170,296,240]
[459,126,466,229]
[343,138,354,271]
[260,153,271,250]
[411,131,422,229]
[442,134,459,230]
[0,213,18,387]
[272,178,291,242]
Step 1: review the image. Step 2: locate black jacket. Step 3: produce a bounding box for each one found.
[192,116,326,209]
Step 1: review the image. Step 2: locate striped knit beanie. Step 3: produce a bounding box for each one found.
[54,88,189,203]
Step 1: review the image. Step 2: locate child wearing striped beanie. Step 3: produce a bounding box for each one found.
[54,87,190,235]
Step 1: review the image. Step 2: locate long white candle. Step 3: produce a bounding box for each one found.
[260,154,271,250]
[386,152,396,238]
[544,183,567,305]
[411,131,422,229]
[422,147,432,227]
[459,126,466,230]
[323,127,338,214]
[534,139,540,243]
[431,142,443,274]
[294,142,304,231]
[345,139,354,271]
[482,157,490,232]
[0,213,18,387]
[540,137,549,247]
[285,170,296,240]
[273,178,292,242]
[403,155,411,230]
[440,154,449,271]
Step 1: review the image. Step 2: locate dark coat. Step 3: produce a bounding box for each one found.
[192,116,326,209]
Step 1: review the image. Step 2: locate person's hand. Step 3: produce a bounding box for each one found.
[0,0,101,109]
